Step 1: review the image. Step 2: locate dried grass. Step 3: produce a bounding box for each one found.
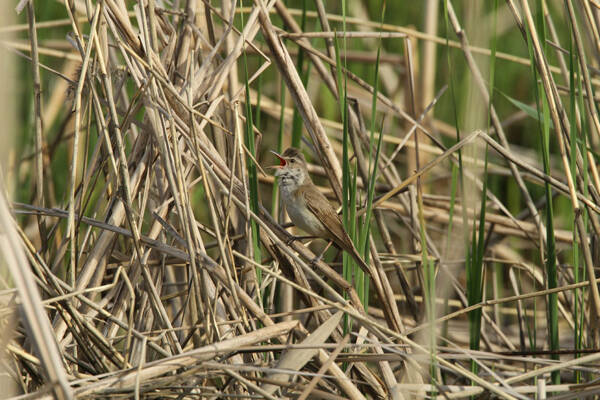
[3,1,600,399]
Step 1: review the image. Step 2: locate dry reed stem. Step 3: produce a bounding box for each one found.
[4,1,600,399]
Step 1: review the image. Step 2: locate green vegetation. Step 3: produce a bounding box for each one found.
[3,1,600,398]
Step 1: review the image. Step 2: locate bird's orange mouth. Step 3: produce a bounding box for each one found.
[269,150,287,169]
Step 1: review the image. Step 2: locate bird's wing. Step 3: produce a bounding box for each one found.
[301,186,354,252]
[301,185,371,275]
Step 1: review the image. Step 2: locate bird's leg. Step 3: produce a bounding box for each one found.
[311,240,334,264]
[285,235,318,246]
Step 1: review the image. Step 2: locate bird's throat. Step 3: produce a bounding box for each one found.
[277,169,305,193]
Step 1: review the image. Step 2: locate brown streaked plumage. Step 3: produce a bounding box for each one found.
[270,147,371,275]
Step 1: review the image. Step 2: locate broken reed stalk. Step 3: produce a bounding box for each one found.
[3,1,600,399]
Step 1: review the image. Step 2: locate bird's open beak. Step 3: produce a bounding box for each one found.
[268,150,287,169]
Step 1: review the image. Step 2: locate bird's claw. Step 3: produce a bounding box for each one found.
[285,235,298,246]
[285,235,315,246]
[310,253,324,266]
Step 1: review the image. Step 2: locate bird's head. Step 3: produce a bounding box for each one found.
[269,147,309,186]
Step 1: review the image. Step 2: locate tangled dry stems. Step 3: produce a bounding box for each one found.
[3,1,600,399]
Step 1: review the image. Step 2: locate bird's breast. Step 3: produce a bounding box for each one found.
[282,190,328,237]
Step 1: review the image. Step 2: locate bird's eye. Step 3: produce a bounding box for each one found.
[290,159,295,163]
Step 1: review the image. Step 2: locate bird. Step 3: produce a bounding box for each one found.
[270,147,371,276]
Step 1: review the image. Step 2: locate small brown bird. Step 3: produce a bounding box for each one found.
[270,147,371,275]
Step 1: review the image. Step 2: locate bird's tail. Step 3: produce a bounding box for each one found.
[334,232,372,276]
[346,243,372,277]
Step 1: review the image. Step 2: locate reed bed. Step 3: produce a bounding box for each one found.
[2,1,600,399]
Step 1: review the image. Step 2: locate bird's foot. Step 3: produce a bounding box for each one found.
[285,235,317,246]
[310,253,324,266]
[285,235,299,246]
[311,241,333,266]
